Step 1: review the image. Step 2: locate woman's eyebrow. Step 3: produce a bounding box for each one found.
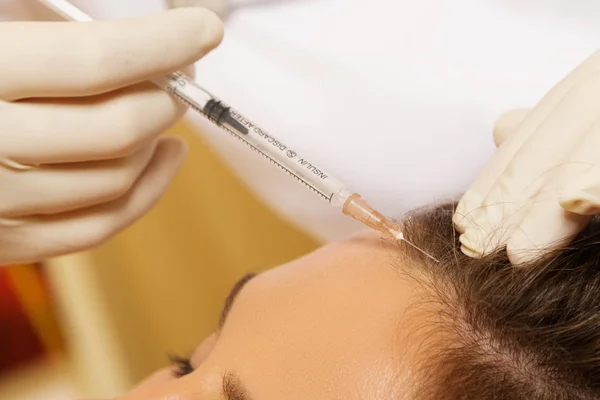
[223,371,254,400]
[218,272,257,331]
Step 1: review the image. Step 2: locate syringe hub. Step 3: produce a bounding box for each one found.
[342,194,439,262]
[342,194,401,240]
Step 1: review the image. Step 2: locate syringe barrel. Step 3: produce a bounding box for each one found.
[155,72,349,204]
[224,106,349,203]
[153,73,213,109]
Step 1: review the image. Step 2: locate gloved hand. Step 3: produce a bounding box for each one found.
[454,51,600,264]
[0,8,223,264]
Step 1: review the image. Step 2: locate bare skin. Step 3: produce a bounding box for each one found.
[91,231,439,400]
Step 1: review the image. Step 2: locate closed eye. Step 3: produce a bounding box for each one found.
[170,354,194,378]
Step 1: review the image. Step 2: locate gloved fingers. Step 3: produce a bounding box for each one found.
[504,199,590,265]
[458,75,600,256]
[459,172,590,262]
[561,163,600,215]
[0,82,184,164]
[493,109,530,148]
[502,124,600,262]
[558,121,600,216]
[0,140,158,217]
[0,136,187,265]
[454,52,600,233]
[0,8,223,100]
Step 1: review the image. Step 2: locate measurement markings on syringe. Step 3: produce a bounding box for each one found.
[229,110,330,181]
[220,111,329,199]
[221,125,333,201]
[229,110,287,151]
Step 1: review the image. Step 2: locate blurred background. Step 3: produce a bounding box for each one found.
[0,121,319,399]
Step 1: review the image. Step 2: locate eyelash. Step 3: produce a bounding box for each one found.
[170,355,194,378]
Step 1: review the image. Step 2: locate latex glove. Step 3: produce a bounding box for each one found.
[454,51,600,264]
[167,0,228,17]
[0,8,223,264]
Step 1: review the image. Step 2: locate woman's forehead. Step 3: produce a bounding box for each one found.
[196,231,436,399]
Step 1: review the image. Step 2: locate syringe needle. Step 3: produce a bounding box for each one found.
[342,194,440,263]
[394,231,440,263]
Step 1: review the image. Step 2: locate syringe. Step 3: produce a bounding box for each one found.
[38,0,438,262]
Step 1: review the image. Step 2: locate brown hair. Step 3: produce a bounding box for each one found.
[401,202,600,400]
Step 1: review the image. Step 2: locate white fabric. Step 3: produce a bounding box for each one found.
[8,0,600,242]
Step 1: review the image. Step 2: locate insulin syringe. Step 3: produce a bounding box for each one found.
[39,0,437,261]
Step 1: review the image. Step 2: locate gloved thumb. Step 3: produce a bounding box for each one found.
[493,109,530,148]
[560,164,600,215]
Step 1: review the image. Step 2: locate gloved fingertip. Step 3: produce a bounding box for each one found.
[560,192,600,215]
[506,241,542,266]
[505,228,540,265]
[196,8,225,49]
[167,6,225,53]
[493,109,530,148]
[459,243,484,259]
[505,216,588,266]
[460,221,510,259]
[459,233,485,258]
[506,250,532,266]
[453,195,479,233]
[157,136,189,165]
[168,135,189,154]
[452,212,468,233]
